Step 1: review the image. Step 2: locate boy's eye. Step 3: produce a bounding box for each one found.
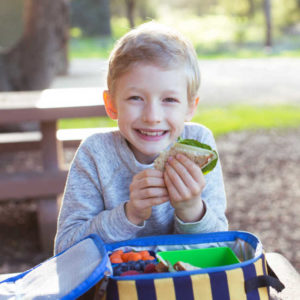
[129,96,142,101]
[164,97,179,103]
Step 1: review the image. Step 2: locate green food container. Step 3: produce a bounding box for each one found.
[157,247,239,269]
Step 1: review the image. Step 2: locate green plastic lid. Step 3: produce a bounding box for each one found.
[157,247,239,269]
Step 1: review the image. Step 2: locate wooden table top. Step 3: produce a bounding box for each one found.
[0,87,107,124]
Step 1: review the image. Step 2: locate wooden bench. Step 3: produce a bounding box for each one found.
[0,87,111,253]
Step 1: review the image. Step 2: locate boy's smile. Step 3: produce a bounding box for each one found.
[110,63,196,164]
[136,129,168,140]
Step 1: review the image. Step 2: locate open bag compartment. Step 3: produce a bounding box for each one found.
[0,231,284,300]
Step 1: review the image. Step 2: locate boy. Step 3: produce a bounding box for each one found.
[54,22,227,254]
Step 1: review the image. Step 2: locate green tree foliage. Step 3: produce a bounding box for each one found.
[219,0,300,27]
[273,0,300,28]
[219,0,257,18]
[162,0,218,15]
[71,0,111,36]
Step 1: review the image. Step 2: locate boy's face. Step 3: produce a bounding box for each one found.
[107,63,196,164]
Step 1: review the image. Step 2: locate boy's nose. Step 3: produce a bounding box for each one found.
[142,102,162,123]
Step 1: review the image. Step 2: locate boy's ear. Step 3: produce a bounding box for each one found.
[103,90,118,120]
[185,97,199,121]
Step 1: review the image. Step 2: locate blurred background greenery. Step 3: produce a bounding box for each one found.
[62,0,300,134]
[1,0,300,134]
[69,0,300,59]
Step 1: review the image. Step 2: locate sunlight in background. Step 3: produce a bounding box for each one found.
[70,0,300,59]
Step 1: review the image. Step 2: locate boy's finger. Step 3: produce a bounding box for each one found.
[175,154,203,184]
[140,187,169,199]
[165,163,187,193]
[148,196,169,206]
[135,169,164,180]
[167,156,195,188]
[140,177,166,189]
[164,170,181,202]
[166,156,202,196]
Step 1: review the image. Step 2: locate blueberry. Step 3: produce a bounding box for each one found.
[113,265,122,276]
[129,265,136,270]
[134,262,143,271]
[120,264,129,272]
[139,260,146,270]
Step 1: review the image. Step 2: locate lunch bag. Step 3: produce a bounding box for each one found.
[0,231,284,300]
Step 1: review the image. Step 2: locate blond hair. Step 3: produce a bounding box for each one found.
[107,22,200,103]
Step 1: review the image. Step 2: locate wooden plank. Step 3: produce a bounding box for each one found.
[0,132,41,152]
[0,88,104,109]
[0,170,68,200]
[0,105,107,124]
[0,88,107,124]
[0,127,118,152]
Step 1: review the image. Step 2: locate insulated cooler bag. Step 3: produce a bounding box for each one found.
[0,231,284,300]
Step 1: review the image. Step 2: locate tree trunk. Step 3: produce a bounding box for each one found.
[263,0,272,47]
[0,0,70,91]
[247,0,255,18]
[125,0,135,28]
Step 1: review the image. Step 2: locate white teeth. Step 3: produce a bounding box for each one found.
[139,130,164,136]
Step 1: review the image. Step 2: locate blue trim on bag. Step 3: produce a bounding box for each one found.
[106,231,260,252]
[61,234,109,300]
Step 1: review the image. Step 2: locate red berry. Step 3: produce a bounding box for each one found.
[144,263,157,273]
[120,270,140,276]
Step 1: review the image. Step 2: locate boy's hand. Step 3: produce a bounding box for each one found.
[164,154,206,223]
[126,169,169,226]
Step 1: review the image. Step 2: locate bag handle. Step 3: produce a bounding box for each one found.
[245,263,285,293]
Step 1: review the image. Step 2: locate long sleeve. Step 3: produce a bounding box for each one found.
[54,133,145,254]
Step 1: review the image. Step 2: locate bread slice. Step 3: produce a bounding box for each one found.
[154,139,218,174]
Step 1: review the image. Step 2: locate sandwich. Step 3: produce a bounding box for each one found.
[154,137,218,174]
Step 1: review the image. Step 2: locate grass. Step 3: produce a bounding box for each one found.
[69,37,300,60]
[193,105,300,137]
[69,36,115,59]
[59,104,300,137]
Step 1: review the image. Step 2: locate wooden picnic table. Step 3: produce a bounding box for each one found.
[0,87,107,252]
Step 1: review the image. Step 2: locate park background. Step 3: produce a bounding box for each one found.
[0,0,300,273]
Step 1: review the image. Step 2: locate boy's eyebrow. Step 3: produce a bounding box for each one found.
[125,86,184,95]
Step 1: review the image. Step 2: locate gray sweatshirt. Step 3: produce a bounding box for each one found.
[54,123,228,254]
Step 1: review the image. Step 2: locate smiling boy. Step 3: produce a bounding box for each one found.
[54,22,228,254]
